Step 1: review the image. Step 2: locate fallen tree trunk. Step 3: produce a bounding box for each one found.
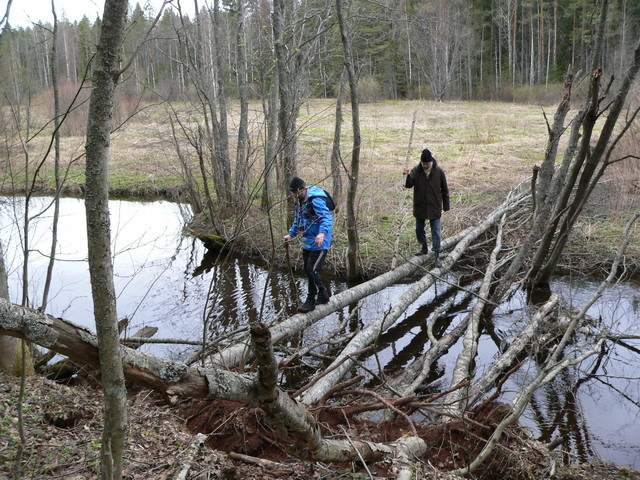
[464,294,560,408]
[208,223,477,368]
[449,212,640,477]
[0,299,431,468]
[0,299,248,400]
[442,213,507,416]
[299,190,530,405]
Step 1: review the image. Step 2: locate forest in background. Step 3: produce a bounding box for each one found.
[2,0,639,107]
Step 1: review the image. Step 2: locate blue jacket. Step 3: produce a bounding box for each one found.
[288,185,333,250]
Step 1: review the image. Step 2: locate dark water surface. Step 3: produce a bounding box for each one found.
[1,196,638,468]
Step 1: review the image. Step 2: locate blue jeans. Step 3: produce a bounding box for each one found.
[415,218,441,252]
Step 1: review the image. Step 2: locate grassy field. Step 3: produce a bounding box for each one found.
[7,98,640,278]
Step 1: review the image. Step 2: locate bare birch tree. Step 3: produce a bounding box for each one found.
[0,0,28,378]
[234,0,250,205]
[336,0,362,280]
[84,0,129,477]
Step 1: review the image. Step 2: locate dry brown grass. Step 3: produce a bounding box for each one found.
[5,97,638,276]
[286,100,556,275]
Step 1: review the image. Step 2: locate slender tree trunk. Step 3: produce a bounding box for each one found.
[336,0,361,280]
[261,81,278,209]
[234,0,249,205]
[42,1,61,311]
[211,0,233,207]
[272,0,298,192]
[84,0,129,478]
[330,74,344,204]
[0,0,32,378]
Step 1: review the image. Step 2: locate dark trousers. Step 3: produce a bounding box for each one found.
[415,217,442,252]
[302,249,328,296]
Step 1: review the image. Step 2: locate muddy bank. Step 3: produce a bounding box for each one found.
[0,184,187,203]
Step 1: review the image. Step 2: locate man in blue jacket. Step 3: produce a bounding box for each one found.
[284,176,333,313]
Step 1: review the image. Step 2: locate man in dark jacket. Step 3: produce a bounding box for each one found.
[284,176,333,313]
[403,148,450,267]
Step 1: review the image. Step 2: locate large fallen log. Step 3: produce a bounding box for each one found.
[207,226,469,368]
[442,213,507,416]
[298,190,530,405]
[0,299,438,470]
[210,187,530,373]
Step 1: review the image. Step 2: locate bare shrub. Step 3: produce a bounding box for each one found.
[43,82,92,138]
[404,82,435,100]
[474,79,514,102]
[358,76,383,102]
[606,128,640,211]
[112,91,147,128]
[341,76,384,103]
[512,82,564,105]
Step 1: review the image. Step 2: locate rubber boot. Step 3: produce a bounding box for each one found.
[434,251,442,268]
[317,288,331,304]
[415,243,429,256]
[298,295,316,313]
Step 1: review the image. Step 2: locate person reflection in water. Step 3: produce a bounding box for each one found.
[283,176,333,313]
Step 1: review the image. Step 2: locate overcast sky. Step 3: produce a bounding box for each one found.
[3,0,194,28]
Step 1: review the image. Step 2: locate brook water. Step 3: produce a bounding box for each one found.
[1,196,638,468]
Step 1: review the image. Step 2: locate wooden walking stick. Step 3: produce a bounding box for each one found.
[391,110,418,269]
[284,240,300,305]
[404,110,418,172]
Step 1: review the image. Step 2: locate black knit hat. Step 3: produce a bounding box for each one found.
[421,149,434,163]
[289,176,306,191]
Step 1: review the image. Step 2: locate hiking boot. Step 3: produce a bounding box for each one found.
[317,289,331,304]
[415,244,429,256]
[298,295,316,313]
[434,252,442,268]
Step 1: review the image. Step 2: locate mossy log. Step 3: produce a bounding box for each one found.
[184,227,227,250]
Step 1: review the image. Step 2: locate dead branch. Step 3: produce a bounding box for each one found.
[228,451,293,472]
[316,375,365,405]
[443,213,507,416]
[451,210,640,477]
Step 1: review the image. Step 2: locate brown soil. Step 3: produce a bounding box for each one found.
[2,370,639,480]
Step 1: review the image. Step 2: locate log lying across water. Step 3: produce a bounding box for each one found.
[211,186,531,376]
[299,190,530,405]
[0,300,430,472]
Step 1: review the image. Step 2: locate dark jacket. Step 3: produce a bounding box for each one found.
[405,159,450,220]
